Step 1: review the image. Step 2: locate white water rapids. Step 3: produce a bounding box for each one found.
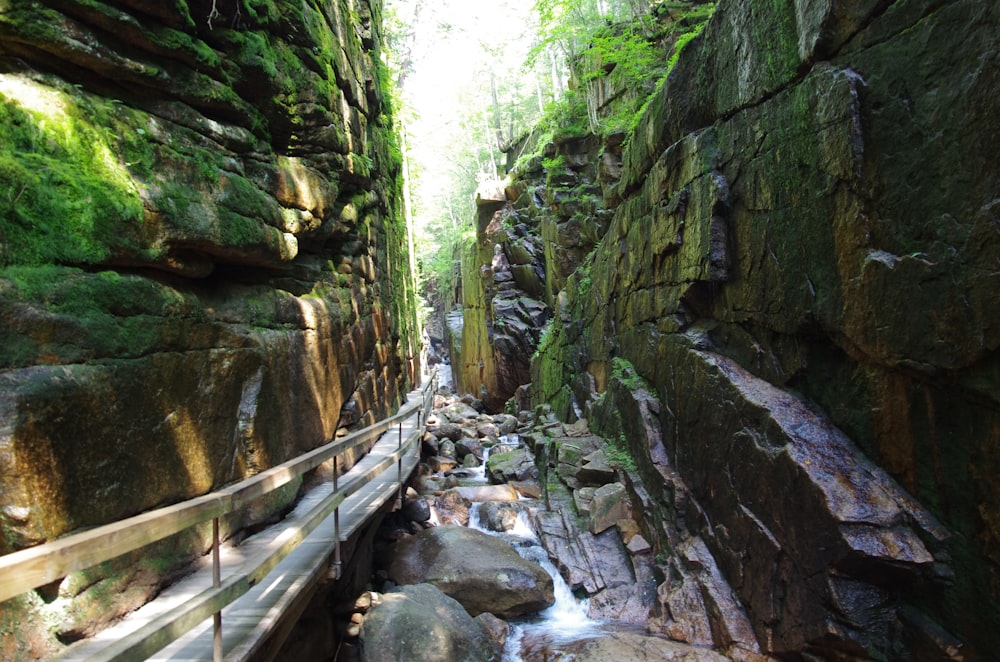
[421,424,610,659]
[467,504,601,661]
[459,428,605,662]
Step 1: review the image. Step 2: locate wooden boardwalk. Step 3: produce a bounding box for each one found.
[56,395,425,661]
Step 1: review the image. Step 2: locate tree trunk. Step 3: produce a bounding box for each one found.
[491,72,516,153]
[535,72,545,114]
[549,48,564,99]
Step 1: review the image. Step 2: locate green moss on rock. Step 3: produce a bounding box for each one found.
[0,76,144,266]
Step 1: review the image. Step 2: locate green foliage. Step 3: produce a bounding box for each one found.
[573,241,600,298]
[606,434,637,472]
[352,152,375,177]
[534,318,559,359]
[528,3,716,142]
[530,0,637,64]
[583,24,661,85]
[610,356,653,392]
[238,0,281,25]
[237,31,281,79]
[3,266,187,318]
[540,154,565,172]
[510,89,590,174]
[593,5,715,137]
[421,223,472,310]
[666,12,711,72]
[541,88,590,140]
[0,266,202,366]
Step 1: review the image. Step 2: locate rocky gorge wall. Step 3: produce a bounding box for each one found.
[0,0,418,656]
[444,181,554,412]
[481,0,998,658]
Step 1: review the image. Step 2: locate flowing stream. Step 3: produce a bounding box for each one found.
[468,504,602,661]
[460,438,604,661]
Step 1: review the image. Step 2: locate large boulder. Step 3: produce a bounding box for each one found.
[588,482,630,534]
[432,490,470,527]
[360,584,500,662]
[486,446,538,483]
[478,501,521,533]
[428,422,465,442]
[386,525,554,618]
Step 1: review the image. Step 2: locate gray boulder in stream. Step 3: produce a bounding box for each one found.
[526,631,729,661]
[360,584,500,662]
[386,525,555,618]
[486,446,538,482]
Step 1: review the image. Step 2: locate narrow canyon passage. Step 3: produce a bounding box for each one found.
[1,0,998,660]
[325,384,719,662]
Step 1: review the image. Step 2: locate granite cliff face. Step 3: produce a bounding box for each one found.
[0,0,418,655]
[454,0,999,658]
[444,180,554,412]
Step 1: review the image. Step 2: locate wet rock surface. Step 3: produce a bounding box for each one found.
[478,501,521,533]
[486,446,539,483]
[325,388,668,661]
[521,631,730,662]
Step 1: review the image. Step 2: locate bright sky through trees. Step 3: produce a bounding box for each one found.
[386,0,543,270]
[385,0,671,284]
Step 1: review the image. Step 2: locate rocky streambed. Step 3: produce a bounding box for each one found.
[328,385,734,661]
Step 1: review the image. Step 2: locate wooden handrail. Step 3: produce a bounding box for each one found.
[89,436,421,661]
[0,371,437,605]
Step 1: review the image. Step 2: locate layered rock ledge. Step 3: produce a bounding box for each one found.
[0,1,419,656]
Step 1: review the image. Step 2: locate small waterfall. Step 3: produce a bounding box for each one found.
[517,544,592,635]
[467,504,599,661]
[430,428,601,660]
[468,507,537,544]
[508,509,536,539]
[495,434,520,453]
[437,362,454,390]
[463,443,492,484]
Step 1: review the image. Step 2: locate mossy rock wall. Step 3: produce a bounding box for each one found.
[532,0,1000,658]
[450,227,500,405]
[0,0,419,656]
[447,187,554,412]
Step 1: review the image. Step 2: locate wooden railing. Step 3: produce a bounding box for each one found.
[0,369,437,660]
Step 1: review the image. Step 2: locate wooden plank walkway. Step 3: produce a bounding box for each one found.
[57,397,425,661]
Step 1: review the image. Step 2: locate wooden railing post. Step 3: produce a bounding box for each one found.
[212,516,222,662]
[416,406,423,473]
[396,420,404,510]
[332,456,342,580]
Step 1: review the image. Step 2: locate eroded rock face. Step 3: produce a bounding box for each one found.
[447,192,554,411]
[529,0,1000,658]
[0,0,419,655]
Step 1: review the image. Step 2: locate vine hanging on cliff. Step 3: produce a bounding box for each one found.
[206,0,243,30]
[207,0,220,29]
